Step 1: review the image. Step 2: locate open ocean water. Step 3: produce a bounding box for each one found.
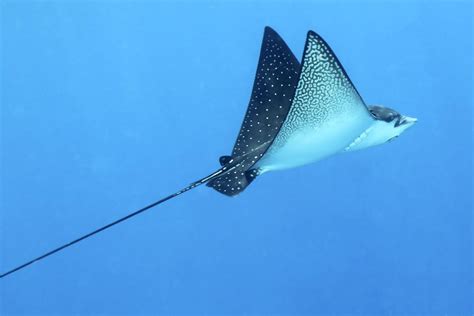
[1,1,472,315]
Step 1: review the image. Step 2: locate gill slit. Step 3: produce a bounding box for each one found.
[344,125,374,151]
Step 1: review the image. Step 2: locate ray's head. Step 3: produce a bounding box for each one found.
[367,105,417,145]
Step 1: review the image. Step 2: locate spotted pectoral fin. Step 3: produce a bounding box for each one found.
[206,165,260,197]
[230,27,300,158]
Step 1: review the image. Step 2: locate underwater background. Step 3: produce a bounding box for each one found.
[1,1,472,315]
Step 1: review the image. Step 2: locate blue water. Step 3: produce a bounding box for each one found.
[1,1,472,315]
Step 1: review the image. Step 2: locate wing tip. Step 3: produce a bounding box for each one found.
[264,26,276,34]
[307,30,323,40]
[264,26,282,41]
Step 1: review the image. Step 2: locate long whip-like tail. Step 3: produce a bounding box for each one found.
[0,167,231,279]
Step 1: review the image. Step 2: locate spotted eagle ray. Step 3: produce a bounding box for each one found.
[0,27,416,278]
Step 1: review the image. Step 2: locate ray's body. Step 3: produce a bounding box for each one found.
[0,27,416,278]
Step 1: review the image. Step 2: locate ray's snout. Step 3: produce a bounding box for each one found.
[396,115,418,127]
[403,116,418,125]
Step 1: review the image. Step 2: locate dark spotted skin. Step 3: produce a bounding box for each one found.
[207,27,300,196]
[231,27,300,157]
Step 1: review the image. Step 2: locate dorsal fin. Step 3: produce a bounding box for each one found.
[207,152,263,197]
[230,26,300,158]
[219,155,232,166]
[208,144,267,196]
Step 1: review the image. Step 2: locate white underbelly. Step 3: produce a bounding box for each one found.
[256,116,372,172]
